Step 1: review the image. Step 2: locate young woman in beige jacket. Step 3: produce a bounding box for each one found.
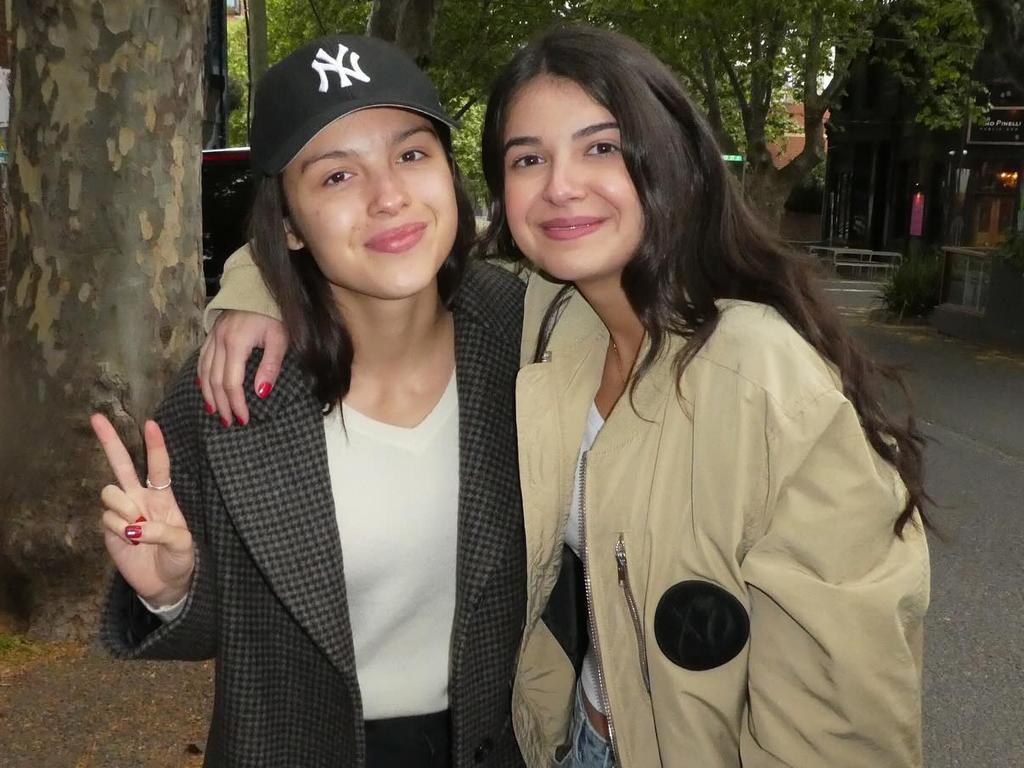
[199,25,929,768]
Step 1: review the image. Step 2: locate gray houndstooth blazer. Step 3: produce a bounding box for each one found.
[102,263,528,768]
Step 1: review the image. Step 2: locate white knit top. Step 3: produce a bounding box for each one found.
[324,372,460,719]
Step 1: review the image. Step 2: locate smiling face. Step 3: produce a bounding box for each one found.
[501,75,644,292]
[280,107,458,307]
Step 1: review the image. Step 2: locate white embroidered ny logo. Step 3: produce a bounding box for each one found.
[311,44,371,92]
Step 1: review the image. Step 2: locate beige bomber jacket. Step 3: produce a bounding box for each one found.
[209,250,929,767]
[512,272,929,768]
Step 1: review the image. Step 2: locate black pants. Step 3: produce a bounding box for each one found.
[365,709,452,768]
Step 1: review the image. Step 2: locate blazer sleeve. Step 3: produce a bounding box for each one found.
[100,353,220,661]
[739,388,930,767]
[203,243,282,332]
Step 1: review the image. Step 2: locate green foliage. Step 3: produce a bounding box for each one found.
[226,19,249,147]
[450,100,487,211]
[880,249,944,319]
[882,0,987,130]
[265,0,371,64]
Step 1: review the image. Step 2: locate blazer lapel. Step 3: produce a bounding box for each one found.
[205,361,358,685]
[448,292,520,667]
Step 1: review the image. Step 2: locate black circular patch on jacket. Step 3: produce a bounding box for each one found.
[654,580,750,671]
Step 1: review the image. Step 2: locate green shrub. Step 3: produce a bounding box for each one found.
[880,250,943,319]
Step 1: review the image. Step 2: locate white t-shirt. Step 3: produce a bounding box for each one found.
[564,401,607,715]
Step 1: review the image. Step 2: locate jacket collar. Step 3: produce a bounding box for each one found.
[521,272,678,424]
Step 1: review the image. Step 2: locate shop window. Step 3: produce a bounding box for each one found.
[967,161,1020,247]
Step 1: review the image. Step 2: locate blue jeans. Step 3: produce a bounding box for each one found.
[553,680,615,768]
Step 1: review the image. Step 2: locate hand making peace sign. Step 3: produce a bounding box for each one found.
[90,414,195,608]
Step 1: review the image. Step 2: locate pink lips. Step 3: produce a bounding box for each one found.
[539,216,606,240]
[364,222,428,253]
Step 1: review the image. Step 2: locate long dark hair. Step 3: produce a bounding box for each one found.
[479,25,928,535]
[247,121,475,411]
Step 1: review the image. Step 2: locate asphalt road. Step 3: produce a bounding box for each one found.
[824,279,1024,768]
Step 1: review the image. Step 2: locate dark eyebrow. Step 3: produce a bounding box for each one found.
[503,121,620,155]
[573,121,618,139]
[301,149,351,174]
[300,122,436,173]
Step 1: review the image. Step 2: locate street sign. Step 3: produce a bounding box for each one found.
[967,107,1024,146]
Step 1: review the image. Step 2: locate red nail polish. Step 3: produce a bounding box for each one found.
[239,415,249,426]
[204,401,215,414]
[195,376,202,388]
[220,416,230,428]
[134,515,147,523]
[256,382,273,399]
[125,525,142,544]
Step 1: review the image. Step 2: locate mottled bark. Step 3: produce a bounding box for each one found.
[0,0,206,641]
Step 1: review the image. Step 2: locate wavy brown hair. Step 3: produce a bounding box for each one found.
[247,121,476,411]
[478,25,928,534]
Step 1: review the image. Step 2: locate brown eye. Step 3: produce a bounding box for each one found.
[511,154,544,169]
[324,171,352,187]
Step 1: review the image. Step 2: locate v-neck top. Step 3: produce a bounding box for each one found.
[323,371,460,718]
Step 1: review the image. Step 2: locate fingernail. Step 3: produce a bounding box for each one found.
[220,416,230,428]
[204,401,215,414]
[125,525,142,542]
[134,515,147,523]
[195,376,202,388]
[238,415,249,426]
[256,382,273,399]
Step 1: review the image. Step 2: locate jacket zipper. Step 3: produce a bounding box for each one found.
[615,535,651,693]
[578,452,622,764]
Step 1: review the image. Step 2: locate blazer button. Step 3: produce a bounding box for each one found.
[474,736,494,763]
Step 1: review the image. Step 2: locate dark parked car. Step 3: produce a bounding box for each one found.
[201,147,255,297]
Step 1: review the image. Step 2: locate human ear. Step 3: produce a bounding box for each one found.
[283,217,305,251]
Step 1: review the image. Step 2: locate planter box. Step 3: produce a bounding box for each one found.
[933,253,1024,349]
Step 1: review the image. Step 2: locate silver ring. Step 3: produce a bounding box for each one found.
[146,477,172,491]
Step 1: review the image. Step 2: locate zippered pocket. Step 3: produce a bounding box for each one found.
[615,534,651,693]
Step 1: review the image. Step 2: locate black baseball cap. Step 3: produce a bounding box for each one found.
[249,34,457,175]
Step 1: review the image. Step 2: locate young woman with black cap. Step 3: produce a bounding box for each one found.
[91,35,526,768]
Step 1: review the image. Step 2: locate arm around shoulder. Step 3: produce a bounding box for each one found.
[204,243,282,332]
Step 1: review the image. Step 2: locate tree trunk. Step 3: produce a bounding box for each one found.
[367,0,439,64]
[0,0,206,641]
[743,103,827,233]
[247,0,268,81]
[744,164,793,232]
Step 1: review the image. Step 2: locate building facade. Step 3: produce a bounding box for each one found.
[824,50,1024,347]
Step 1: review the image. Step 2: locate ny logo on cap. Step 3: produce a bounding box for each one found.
[311,43,371,92]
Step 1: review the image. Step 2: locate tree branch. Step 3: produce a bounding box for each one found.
[712,28,751,132]
[453,94,479,120]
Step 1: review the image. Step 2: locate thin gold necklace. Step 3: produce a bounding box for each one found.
[610,339,628,383]
[610,331,646,384]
